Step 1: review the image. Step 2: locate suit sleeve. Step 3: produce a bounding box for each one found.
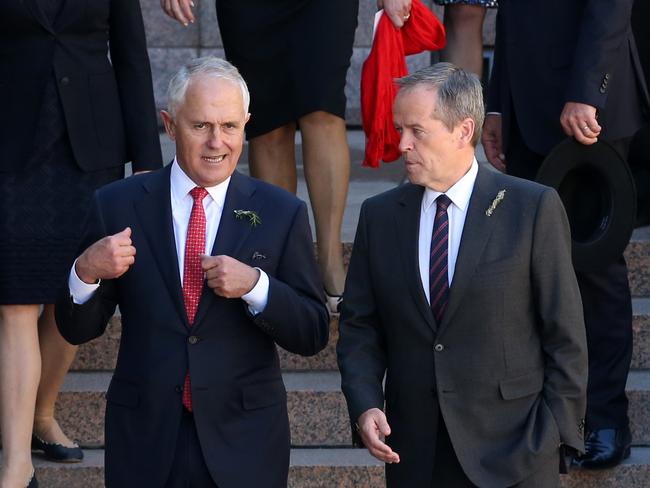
[486,5,505,113]
[565,0,635,109]
[55,192,119,345]
[531,188,588,452]
[109,0,163,172]
[252,201,329,356]
[336,202,387,439]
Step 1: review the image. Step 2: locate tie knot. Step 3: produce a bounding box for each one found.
[190,187,208,203]
[436,194,451,212]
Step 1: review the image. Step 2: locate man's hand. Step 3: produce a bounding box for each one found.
[201,255,260,298]
[482,114,506,172]
[160,0,195,26]
[377,0,412,28]
[357,408,400,464]
[75,228,136,284]
[560,102,601,146]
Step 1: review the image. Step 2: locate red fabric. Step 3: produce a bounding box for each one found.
[361,1,446,168]
[182,186,208,412]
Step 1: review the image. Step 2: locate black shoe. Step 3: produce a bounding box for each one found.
[26,470,38,488]
[31,434,84,463]
[572,426,632,469]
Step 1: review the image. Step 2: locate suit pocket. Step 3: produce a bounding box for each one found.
[106,378,140,408]
[241,379,286,410]
[499,370,544,400]
[473,257,522,283]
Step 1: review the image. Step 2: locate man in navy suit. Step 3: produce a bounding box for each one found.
[482,0,650,470]
[56,57,328,488]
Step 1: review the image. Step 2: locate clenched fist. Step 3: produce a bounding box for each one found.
[75,227,136,284]
[201,255,260,298]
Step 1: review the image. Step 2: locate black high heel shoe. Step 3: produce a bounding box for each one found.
[32,434,83,463]
[26,469,38,488]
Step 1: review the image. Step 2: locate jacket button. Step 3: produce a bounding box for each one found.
[599,86,606,94]
[175,385,182,393]
[434,344,444,352]
[60,76,70,86]
[188,335,199,345]
[604,73,610,80]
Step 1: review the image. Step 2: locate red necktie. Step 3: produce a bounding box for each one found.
[429,195,451,323]
[182,187,208,411]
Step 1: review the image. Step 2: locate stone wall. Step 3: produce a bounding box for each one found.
[140,0,496,125]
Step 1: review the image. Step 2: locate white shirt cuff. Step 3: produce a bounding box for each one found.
[69,259,100,305]
[242,268,269,315]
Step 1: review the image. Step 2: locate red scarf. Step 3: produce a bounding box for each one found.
[361,0,446,168]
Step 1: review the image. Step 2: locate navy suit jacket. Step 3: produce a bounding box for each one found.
[488,0,650,155]
[56,166,328,488]
[0,0,162,172]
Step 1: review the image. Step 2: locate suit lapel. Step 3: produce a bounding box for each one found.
[193,172,257,328]
[53,0,80,32]
[437,166,499,336]
[24,0,55,34]
[396,184,437,332]
[134,165,189,329]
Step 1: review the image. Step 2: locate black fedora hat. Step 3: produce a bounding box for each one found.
[536,138,637,272]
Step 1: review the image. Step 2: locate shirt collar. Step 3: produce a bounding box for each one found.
[422,158,479,213]
[170,158,231,209]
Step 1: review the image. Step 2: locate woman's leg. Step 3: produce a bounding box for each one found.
[0,305,41,487]
[248,123,298,194]
[441,4,487,77]
[298,111,349,296]
[33,304,78,447]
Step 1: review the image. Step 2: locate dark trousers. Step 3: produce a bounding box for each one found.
[164,410,219,488]
[507,121,634,429]
[432,415,558,487]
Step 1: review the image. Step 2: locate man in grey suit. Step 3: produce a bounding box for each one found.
[337,63,588,487]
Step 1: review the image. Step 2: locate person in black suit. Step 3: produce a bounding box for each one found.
[56,57,329,488]
[482,0,650,469]
[337,63,587,487]
[0,0,161,486]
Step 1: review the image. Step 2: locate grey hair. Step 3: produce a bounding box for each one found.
[396,63,485,146]
[166,56,250,116]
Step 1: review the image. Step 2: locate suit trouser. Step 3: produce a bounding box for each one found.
[506,120,634,429]
[433,413,558,487]
[164,409,219,488]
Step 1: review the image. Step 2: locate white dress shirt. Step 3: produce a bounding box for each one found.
[69,160,269,313]
[418,159,478,303]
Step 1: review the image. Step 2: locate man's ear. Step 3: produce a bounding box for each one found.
[160,110,176,141]
[458,118,476,146]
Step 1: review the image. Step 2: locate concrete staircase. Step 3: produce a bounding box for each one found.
[23,133,650,485]
[25,238,650,487]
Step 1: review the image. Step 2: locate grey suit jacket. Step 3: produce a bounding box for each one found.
[337,165,588,487]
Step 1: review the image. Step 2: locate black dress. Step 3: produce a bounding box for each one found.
[0,0,122,304]
[216,0,359,139]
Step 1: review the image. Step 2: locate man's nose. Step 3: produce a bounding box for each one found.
[398,133,412,153]
[207,128,224,148]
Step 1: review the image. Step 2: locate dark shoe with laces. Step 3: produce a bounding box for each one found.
[572,426,632,469]
[31,434,84,463]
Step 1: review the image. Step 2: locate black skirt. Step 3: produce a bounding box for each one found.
[216,0,359,139]
[0,76,121,304]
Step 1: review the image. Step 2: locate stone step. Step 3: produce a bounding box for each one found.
[71,298,650,372]
[626,227,650,298]
[57,371,650,449]
[21,447,650,488]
